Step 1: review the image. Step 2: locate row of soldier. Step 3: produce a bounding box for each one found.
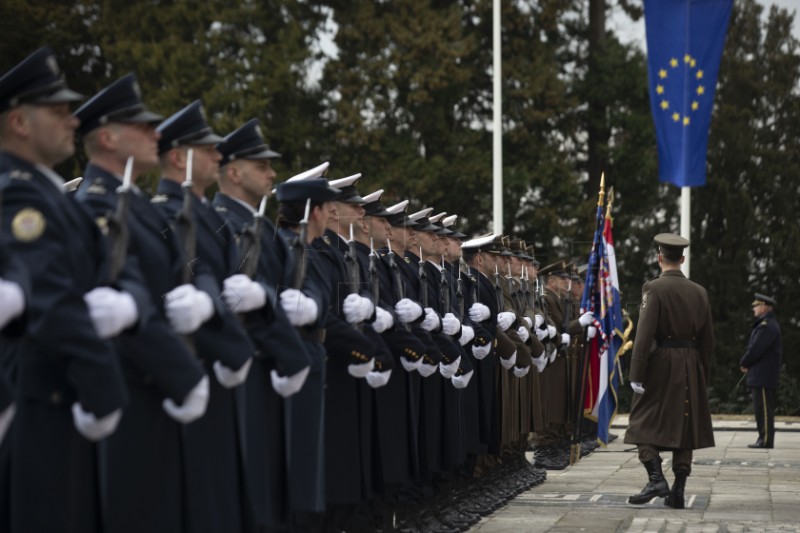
[0,48,601,533]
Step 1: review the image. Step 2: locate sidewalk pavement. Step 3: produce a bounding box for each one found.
[472,417,800,532]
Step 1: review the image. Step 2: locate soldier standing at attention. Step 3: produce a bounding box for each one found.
[625,233,715,510]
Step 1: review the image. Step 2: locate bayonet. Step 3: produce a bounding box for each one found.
[107,156,133,282]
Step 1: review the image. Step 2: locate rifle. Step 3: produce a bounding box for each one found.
[536,277,555,356]
[290,199,311,290]
[418,246,428,308]
[440,255,450,319]
[560,278,573,355]
[455,257,465,322]
[238,195,267,278]
[368,237,379,304]
[107,156,134,282]
[176,148,197,285]
[386,238,409,331]
[493,264,503,311]
[345,223,362,331]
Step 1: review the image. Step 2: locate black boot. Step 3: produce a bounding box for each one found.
[628,457,670,504]
[665,468,688,509]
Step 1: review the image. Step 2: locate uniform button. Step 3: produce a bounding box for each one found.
[685,399,689,404]
[50,391,63,405]
[684,412,689,417]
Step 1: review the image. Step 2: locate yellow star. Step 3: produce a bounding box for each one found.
[697,85,705,95]
[684,54,692,63]
[683,116,690,126]
[656,84,665,95]
[660,100,669,110]
[670,58,679,68]
[690,59,697,68]
[696,70,704,79]
[672,112,680,122]
[691,101,699,111]
[659,69,667,79]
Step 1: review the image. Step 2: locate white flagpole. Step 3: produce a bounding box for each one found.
[492,0,503,235]
[680,186,691,278]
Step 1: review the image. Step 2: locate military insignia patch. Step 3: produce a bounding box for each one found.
[404,256,411,263]
[322,235,331,245]
[151,194,169,203]
[641,292,648,309]
[214,205,227,213]
[9,169,32,181]
[12,208,46,242]
[95,216,109,235]
[86,180,107,195]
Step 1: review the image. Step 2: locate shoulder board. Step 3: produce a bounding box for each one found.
[8,169,33,181]
[85,179,107,195]
[151,194,169,204]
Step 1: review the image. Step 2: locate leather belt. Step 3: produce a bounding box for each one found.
[656,339,696,349]
[298,327,326,343]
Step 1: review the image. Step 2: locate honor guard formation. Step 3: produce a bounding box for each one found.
[2,47,629,533]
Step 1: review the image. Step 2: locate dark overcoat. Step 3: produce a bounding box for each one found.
[740,311,782,389]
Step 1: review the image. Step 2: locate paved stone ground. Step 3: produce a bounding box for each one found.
[471,418,800,532]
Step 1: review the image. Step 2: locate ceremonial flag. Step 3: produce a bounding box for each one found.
[644,0,734,187]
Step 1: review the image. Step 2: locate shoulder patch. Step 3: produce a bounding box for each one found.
[214,205,227,213]
[9,169,32,181]
[86,179,107,195]
[404,256,411,263]
[95,216,109,235]
[151,194,169,204]
[322,235,331,245]
[12,207,46,242]
[641,291,648,309]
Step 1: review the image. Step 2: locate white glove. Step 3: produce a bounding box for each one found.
[499,350,517,370]
[163,375,210,423]
[439,356,461,379]
[400,356,424,372]
[394,298,423,323]
[0,403,16,445]
[451,370,473,389]
[548,347,557,363]
[418,362,438,377]
[458,325,475,346]
[579,311,594,327]
[347,358,375,378]
[421,308,441,332]
[547,325,557,338]
[523,316,533,329]
[213,357,252,389]
[280,288,318,327]
[587,326,597,339]
[442,313,461,336]
[84,287,138,338]
[271,366,310,398]
[165,284,214,334]
[513,365,530,378]
[631,381,646,395]
[496,311,516,331]
[534,315,545,329]
[561,333,571,346]
[535,327,548,341]
[0,278,25,329]
[222,274,266,313]
[468,302,490,323]
[532,351,547,373]
[371,307,394,333]
[366,369,392,388]
[71,403,122,441]
[472,343,492,360]
[516,325,530,343]
[343,293,374,324]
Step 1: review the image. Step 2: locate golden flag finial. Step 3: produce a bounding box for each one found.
[598,172,606,207]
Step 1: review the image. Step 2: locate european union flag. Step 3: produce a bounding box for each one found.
[644,0,734,188]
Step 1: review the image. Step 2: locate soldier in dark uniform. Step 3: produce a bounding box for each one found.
[154,100,256,533]
[625,233,714,510]
[73,73,210,533]
[0,47,129,533]
[740,293,782,449]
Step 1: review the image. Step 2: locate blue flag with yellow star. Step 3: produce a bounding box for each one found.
[644,0,733,187]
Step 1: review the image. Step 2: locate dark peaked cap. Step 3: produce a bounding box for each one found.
[157,100,223,155]
[74,73,163,136]
[216,118,280,167]
[275,177,340,204]
[0,46,83,113]
[752,293,777,308]
[654,232,690,252]
[539,259,572,278]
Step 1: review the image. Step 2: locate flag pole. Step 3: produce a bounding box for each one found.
[680,187,691,278]
[492,0,503,234]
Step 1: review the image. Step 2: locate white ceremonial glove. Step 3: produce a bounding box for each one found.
[496,311,516,332]
[271,366,310,398]
[439,356,462,379]
[513,365,530,378]
[0,403,16,445]
[472,343,492,360]
[394,298,423,323]
[561,333,571,346]
[421,308,441,332]
[400,355,424,372]
[366,369,392,388]
[547,325,557,338]
[523,316,533,329]
[451,370,474,389]
[371,307,394,333]
[587,326,597,339]
[468,302,491,323]
[442,313,461,336]
[213,357,252,389]
[71,403,122,441]
[532,350,547,373]
[0,278,25,329]
[347,358,375,378]
[343,293,375,324]
[163,375,210,424]
[165,284,214,334]
[500,350,517,370]
[222,274,266,313]
[280,288,318,327]
[516,325,530,343]
[631,382,646,395]
[548,347,557,364]
[458,325,475,346]
[84,287,138,338]
[535,315,545,329]
[418,362,439,378]
[579,311,594,327]
[535,327,548,341]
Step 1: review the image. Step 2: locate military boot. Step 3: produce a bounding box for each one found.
[664,467,689,509]
[628,457,670,504]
